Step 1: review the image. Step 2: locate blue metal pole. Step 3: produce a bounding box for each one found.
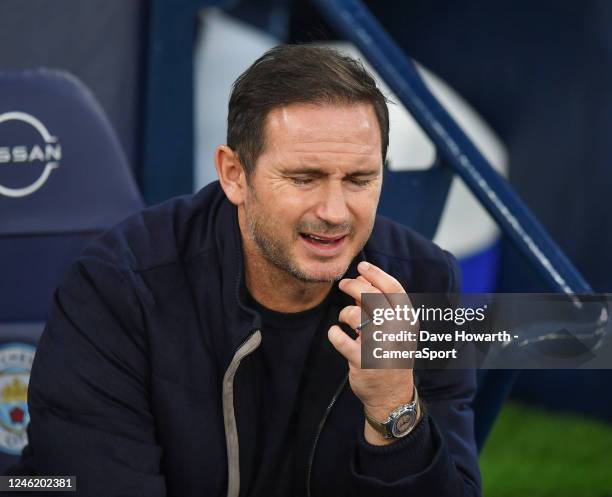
[314,0,591,294]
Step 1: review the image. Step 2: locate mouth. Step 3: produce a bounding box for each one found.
[300,232,348,255]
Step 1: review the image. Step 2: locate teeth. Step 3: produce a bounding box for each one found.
[305,234,339,244]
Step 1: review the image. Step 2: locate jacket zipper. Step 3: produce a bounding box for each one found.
[223,330,262,497]
[306,374,349,497]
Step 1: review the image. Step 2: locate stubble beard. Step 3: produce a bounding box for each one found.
[244,194,364,284]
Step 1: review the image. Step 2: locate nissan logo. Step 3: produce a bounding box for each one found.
[0,111,62,198]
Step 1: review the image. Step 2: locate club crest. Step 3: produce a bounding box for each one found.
[0,343,35,455]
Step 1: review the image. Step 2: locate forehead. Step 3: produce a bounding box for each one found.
[262,102,382,155]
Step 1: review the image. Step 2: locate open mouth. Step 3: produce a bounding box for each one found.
[301,233,346,243]
[300,233,348,250]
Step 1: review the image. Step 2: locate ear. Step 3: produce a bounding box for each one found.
[215,145,247,206]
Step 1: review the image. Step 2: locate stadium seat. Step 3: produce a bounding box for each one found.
[0,69,143,470]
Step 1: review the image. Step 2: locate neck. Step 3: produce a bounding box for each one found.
[238,213,332,313]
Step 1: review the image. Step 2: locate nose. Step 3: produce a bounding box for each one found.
[314,181,349,226]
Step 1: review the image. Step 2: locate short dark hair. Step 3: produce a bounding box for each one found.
[227,44,389,177]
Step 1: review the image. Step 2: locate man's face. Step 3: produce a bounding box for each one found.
[242,102,383,283]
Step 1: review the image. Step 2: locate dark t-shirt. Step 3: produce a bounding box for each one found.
[246,291,333,496]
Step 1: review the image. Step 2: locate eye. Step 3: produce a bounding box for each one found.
[290,177,313,186]
[348,178,373,187]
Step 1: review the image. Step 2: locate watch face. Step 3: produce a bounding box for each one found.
[391,411,417,437]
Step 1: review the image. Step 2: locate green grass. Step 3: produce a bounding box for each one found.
[479,402,612,497]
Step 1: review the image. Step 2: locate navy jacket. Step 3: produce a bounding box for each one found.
[12,182,481,496]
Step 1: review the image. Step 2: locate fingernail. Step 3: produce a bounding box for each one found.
[358,261,370,272]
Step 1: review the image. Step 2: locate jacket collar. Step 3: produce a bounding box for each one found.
[212,191,261,370]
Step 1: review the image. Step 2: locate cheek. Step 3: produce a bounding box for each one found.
[250,189,301,218]
[350,194,379,225]
[276,195,315,223]
[264,199,310,238]
[266,187,304,210]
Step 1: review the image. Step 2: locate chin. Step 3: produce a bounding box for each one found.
[296,261,351,283]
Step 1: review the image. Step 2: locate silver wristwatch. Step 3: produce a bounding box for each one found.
[364,386,422,439]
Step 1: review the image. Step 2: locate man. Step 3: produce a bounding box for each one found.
[12,45,480,496]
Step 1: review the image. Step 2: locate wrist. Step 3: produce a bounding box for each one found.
[364,420,395,445]
[363,384,422,446]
